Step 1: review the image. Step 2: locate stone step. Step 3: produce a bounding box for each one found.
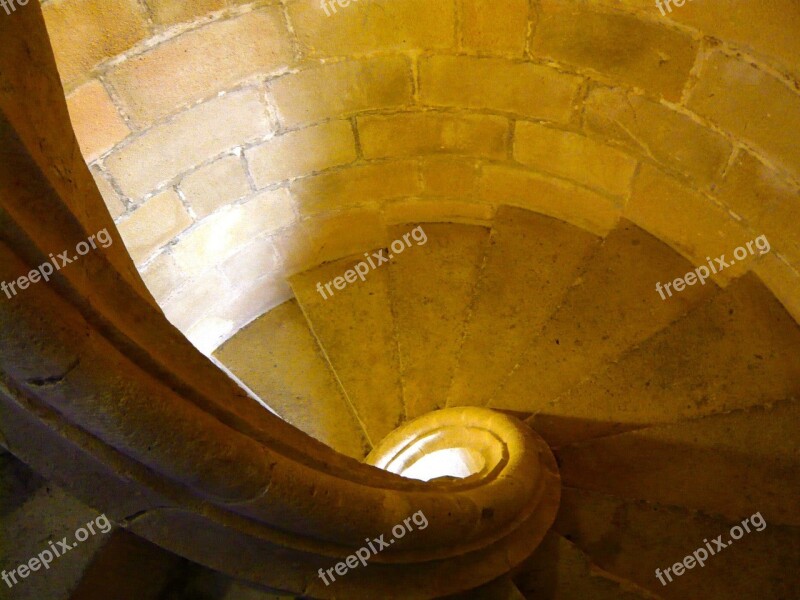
[0,449,45,519]
[0,455,113,600]
[555,487,800,600]
[214,300,370,459]
[389,223,489,418]
[491,220,717,411]
[556,397,800,527]
[515,532,662,599]
[290,253,404,446]
[69,527,294,600]
[221,581,297,599]
[442,574,527,599]
[530,273,800,446]
[70,530,186,600]
[446,207,600,408]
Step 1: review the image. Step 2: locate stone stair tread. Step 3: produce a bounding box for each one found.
[531,273,800,446]
[555,397,800,527]
[0,450,45,518]
[515,531,662,599]
[0,458,111,600]
[290,253,404,446]
[389,223,489,418]
[447,207,600,408]
[214,300,370,459]
[555,487,800,600]
[491,220,717,411]
[70,530,184,600]
[442,574,527,599]
[221,581,296,599]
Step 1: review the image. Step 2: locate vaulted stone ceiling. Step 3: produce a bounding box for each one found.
[41,0,800,353]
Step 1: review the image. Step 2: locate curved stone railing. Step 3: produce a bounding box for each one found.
[0,7,559,598]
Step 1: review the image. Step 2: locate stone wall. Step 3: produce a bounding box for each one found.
[38,0,800,352]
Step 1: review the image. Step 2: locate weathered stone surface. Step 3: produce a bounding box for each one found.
[42,0,149,88]
[139,250,187,304]
[448,207,600,407]
[145,0,252,26]
[384,198,494,226]
[290,161,421,216]
[626,164,754,281]
[214,300,370,458]
[557,398,800,527]
[117,189,193,265]
[584,86,732,188]
[288,0,455,57]
[479,166,620,235]
[105,89,272,199]
[541,275,800,445]
[0,458,112,600]
[66,80,130,161]
[269,57,414,128]
[716,152,800,268]
[290,256,405,446]
[514,121,637,196]
[389,223,489,417]
[180,155,252,219]
[517,532,659,599]
[419,56,582,123]
[532,1,698,101]
[492,221,716,411]
[69,531,182,600]
[605,0,800,79]
[246,120,358,188]
[161,270,229,332]
[420,156,481,199]
[358,111,509,160]
[753,254,800,325]
[107,9,293,126]
[90,166,127,220]
[171,188,295,278]
[220,235,282,284]
[461,0,530,56]
[688,51,800,177]
[555,488,800,600]
[272,209,389,275]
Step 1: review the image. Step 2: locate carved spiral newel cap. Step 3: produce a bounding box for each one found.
[363,407,562,564]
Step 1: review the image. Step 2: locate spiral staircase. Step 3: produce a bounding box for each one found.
[2,1,800,599]
[5,204,798,599]
[212,207,800,599]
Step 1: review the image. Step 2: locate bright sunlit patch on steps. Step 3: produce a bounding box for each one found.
[396,447,486,482]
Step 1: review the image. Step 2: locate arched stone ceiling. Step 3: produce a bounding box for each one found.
[40,0,800,353]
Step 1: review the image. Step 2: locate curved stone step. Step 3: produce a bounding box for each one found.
[290,254,404,445]
[221,581,296,599]
[0,454,113,600]
[70,530,185,600]
[555,397,800,527]
[491,220,717,411]
[528,273,800,446]
[1,448,44,518]
[446,207,600,408]
[515,532,662,599]
[214,300,370,459]
[71,527,297,600]
[555,487,800,600]
[442,574,527,599]
[389,223,489,418]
